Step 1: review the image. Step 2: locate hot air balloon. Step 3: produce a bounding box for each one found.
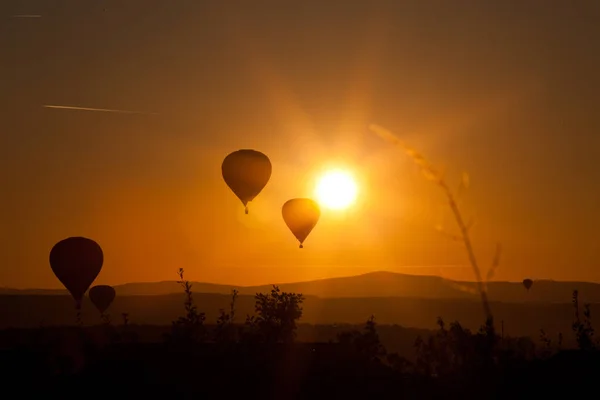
[49,237,104,320]
[282,198,321,248]
[89,285,116,315]
[222,149,272,214]
[523,278,533,292]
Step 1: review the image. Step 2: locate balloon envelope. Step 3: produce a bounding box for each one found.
[523,278,533,291]
[282,198,321,248]
[89,285,116,314]
[221,149,272,213]
[49,237,103,303]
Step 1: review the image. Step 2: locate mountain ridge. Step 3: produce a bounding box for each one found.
[3,271,600,303]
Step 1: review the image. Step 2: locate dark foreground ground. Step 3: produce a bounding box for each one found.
[2,327,599,399]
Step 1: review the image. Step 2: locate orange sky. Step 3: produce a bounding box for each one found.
[1,1,599,288]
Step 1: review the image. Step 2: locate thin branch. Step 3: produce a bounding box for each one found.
[369,124,493,324]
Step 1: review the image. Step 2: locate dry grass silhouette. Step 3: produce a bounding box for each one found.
[369,124,499,325]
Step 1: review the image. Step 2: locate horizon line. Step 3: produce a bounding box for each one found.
[2,270,597,292]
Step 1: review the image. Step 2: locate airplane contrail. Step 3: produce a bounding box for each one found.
[43,105,158,115]
[11,15,42,18]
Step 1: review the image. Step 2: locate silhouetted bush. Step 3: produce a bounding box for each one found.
[572,289,596,351]
[165,268,206,345]
[214,289,239,344]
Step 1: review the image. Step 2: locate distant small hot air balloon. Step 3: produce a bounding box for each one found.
[282,198,321,248]
[49,237,104,321]
[222,149,272,214]
[89,285,116,315]
[523,278,533,292]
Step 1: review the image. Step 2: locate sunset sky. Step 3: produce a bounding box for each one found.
[1,0,599,288]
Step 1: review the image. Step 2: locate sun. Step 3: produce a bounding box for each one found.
[314,169,358,210]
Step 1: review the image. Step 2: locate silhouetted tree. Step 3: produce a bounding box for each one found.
[337,315,386,362]
[386,352,413,374]
[245,285,304,344]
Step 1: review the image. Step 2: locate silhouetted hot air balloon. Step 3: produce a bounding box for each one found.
[282,198,321,248]
[89,285,116,315]
[49,237,104,318]
[523,278,533,292]
[222,149,272,214]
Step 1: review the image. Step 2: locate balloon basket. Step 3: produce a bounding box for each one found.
[75,300,82,326]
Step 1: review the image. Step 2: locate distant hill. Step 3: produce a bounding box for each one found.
[2,271,600,303]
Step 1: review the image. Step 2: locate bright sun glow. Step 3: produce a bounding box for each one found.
[314,169,358,210]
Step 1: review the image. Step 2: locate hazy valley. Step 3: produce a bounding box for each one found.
[2,272,597,340]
